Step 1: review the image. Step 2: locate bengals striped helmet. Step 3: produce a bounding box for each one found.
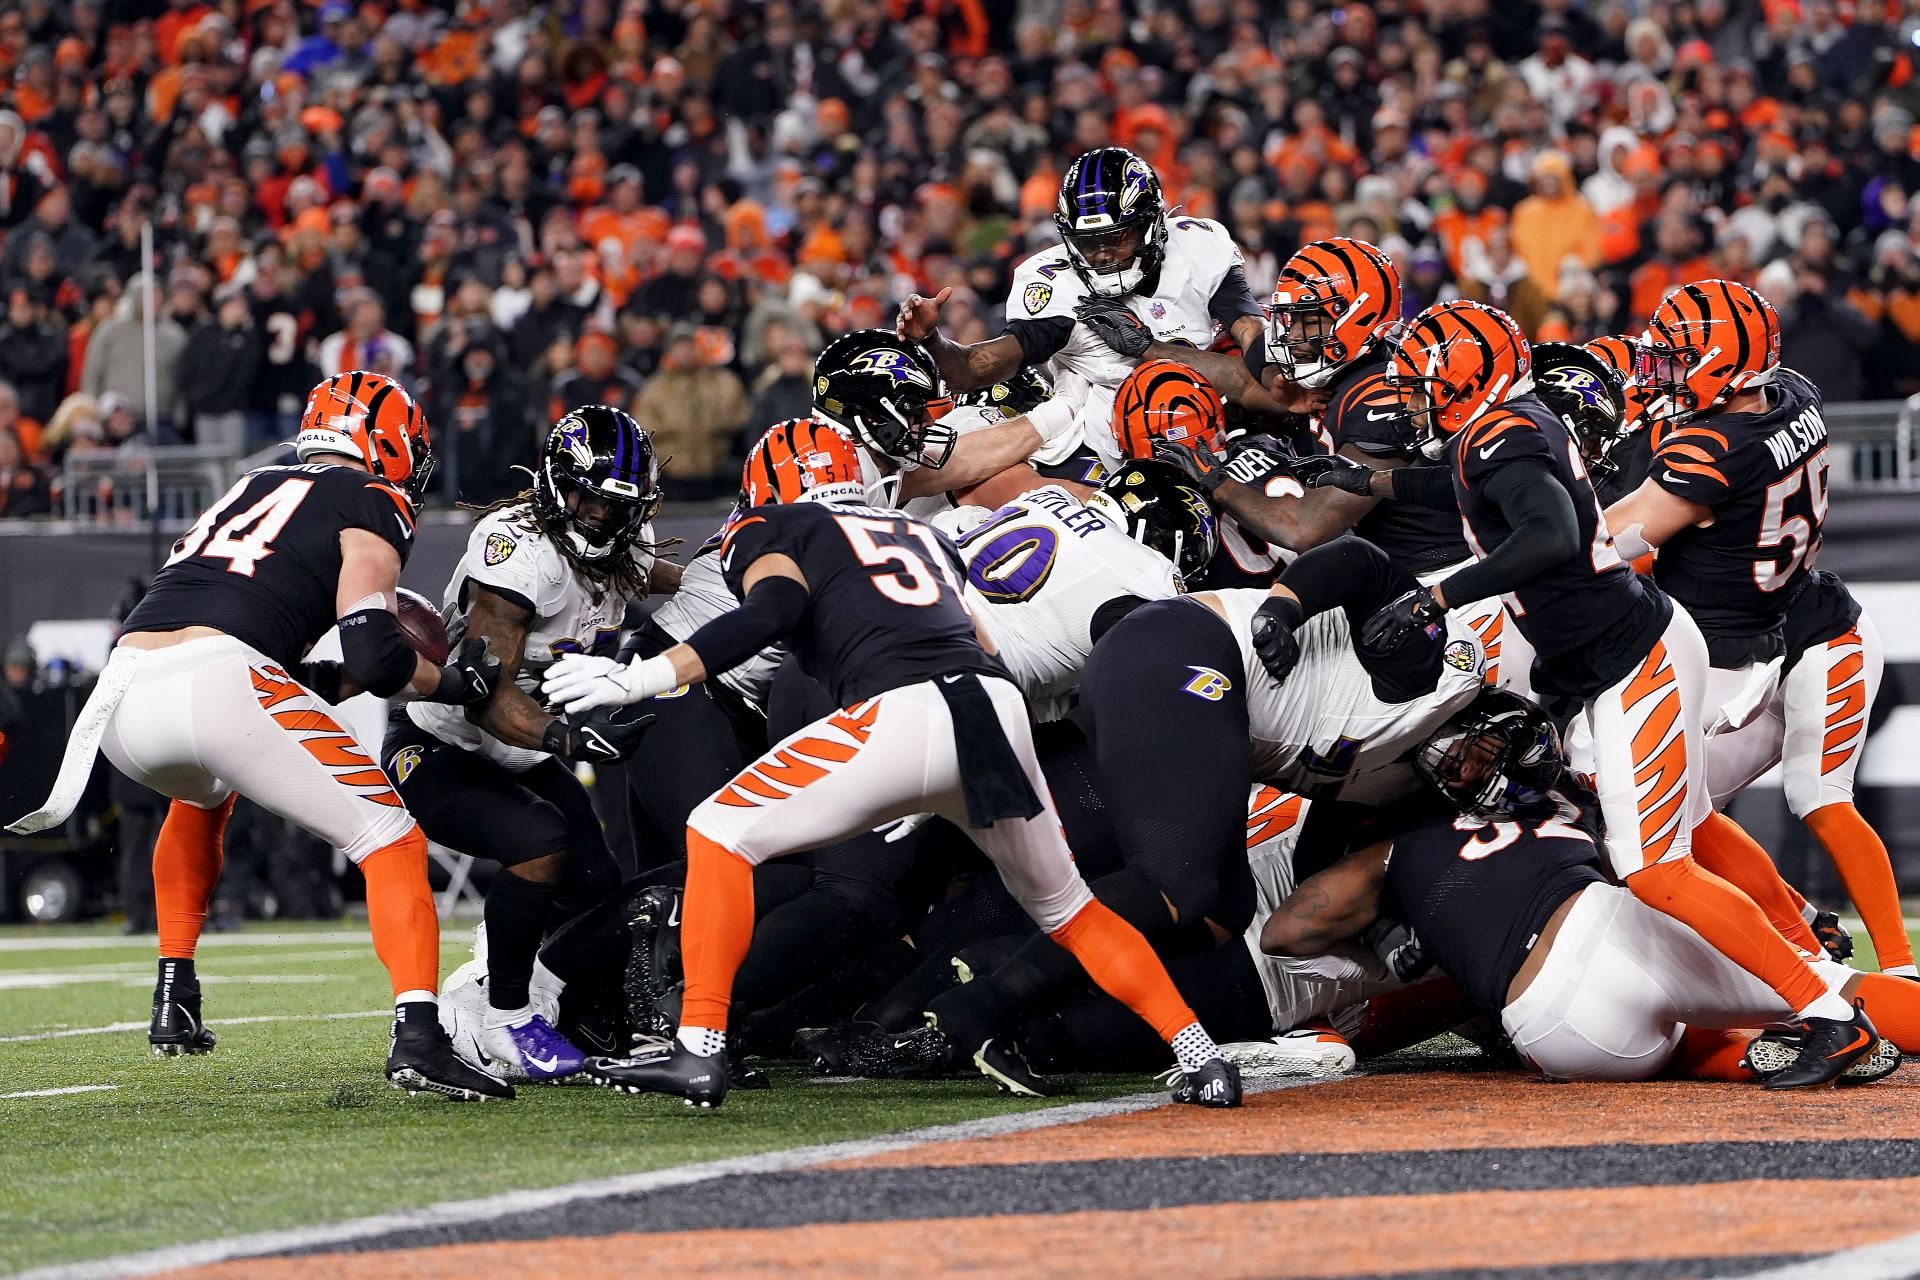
[1387,301,1532,455]
[1111,359,1225,461]
[1584,334,1653,442]
[1267,238,1401,386]
[1639,280,1780,423]
[296,371,433,498]
[741,418,866,509]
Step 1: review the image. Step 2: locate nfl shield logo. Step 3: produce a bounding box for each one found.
[1150,301,1166,319]
[1023,282,1053,315]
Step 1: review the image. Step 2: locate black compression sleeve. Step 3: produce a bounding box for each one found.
[1208,265,1264,330]
[1004,315,1075,366]
[682,575,809,676]
[1275,536,1418,620]
[1388,464,1459,510]
[1439,460,1580,604]
[337,607,418,698]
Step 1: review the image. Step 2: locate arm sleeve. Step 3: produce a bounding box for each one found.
[1003,316,1075,367]
[682,576,809,676]
[1275,536,1419,621]
[1207,264,1265,331]
[1387,464,1460,510]
[337,606,419,698]
[1438,460,1580,604]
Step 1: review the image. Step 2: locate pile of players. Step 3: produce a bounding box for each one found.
[34,146,1918,1109]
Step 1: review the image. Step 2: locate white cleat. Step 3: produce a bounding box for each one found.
[1218,1023,1358,1078]
[438,960,520,1083]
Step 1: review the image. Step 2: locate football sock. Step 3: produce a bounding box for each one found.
[483,868,555,1011]
[152,796,235,960]
[1806,803,1916,971]
[156,957,197,998]
[1627,855,1838,1019]
[1047,898,1199,1045]
[1669,1028,1758,1081]
[677,1026,727,1057]
[678,828,756,1035]
[1852,974,1920,1050]
[1170,1021,1222,1072]
[358,827,441,1001]
[1689,811,1822,952]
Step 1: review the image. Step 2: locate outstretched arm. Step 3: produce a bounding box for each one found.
[897,286,1026,391]
[1259,839,1390,957]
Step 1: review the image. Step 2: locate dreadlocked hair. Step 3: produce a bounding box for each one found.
[460,485,676,601]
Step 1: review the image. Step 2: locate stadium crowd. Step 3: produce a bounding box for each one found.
[1,0,1919,514]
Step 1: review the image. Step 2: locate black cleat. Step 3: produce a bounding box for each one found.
[586,1042,729,1109]
[1743,1026,1901,1086]
[624,887,682,1042]
[387,1020,516,1101]
[1810,910,1854,963]
[971,1037,1066,1098]
[1761,1001,1882,1091]
[728,1037,771,1090]
[795,1021,877,1075]
[149,980,216,1057]
[1167,1056,1243,1108]
[843,1019,959,1080]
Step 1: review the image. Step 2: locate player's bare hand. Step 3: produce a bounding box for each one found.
[1272,379,1332,416]
[897,286,954,341]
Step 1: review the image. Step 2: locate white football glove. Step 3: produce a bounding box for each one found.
[542,653,681,713]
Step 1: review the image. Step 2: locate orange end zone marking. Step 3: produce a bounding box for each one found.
[173,1179,1920,1280]
[828,1073,1920,1166]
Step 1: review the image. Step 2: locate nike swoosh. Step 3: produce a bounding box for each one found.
[1364,410,1398,423]
[395,513,411,539]
[524,1051,561,1072]
[474,1046,496,1068]
[1662,470,1685,485]
[1826,1028,1871,1060]
[1478,440,1507,460]
[892,1038,919,1050]
[667,898,681,929]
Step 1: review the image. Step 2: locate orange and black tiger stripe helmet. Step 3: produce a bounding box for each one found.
[740,417,865,508]
[295,371,433,497]
[1267,237,1401,385]
[1387,300,1531,453]
[1584,334,1653,440]
[1639,279,1779,424]
[1111,358,1225,461]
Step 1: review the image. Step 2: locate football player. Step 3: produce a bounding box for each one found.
[1299,299,1882,1086]
[1163,240,1534,687]
[1570,335,1654,502]
[544,474,1242,1110]
[1602,282,1913,977]
[10,372,508,1100]
[388,405,670,1082]
[896,147,1300,472]
[920,533,1487,1095]
[1261,695,1916,1088]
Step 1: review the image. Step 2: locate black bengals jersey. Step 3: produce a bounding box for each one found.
[719,501,1006,708]
[1650,369,1829,665]
[1453,393,1669,695]
[123,463,416,670]
[1325,356,1471,575]
[1384,798,1606,1016]
[1783,569,1864,675]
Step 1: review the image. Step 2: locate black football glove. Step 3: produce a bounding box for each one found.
[541,706,657,764]
[426,636,501,706]
[1074,295,1154,358]
[293,659,346,704]
[1153,435,1291,496]
[1153,435,1231,494]
[1249,596,1303,682]
[1360,917,1433,983]
[1292,452,1379,497]
[1359,585,1447,654]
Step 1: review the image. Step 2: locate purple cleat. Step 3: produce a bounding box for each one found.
[479,1013,587,1082]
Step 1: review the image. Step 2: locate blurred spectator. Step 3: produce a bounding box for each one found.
[749,328,816,430]
[430,340,532,504]
[632,322,749,497]
[0,284,64,424]
[80,287,186,438]
[0,378,42,463]
[628,225,710,324]
[1775,266,1878,405]
[1458,226,1550,338]
[1510,152,1601,303]
[317,290,413,382]
[0,423,50,518]
[3,637,35,691]
[550,331,641,418]
[0,186,94,283]
[180,285,263,454]
[1628,214,1717,328]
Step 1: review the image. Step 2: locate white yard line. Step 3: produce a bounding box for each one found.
[0,1084,120,1100]
[0,950,367,979]
[0,931,374,954]
[0,1009,390,1044]
[1733,1230,1920,1280]
[0,973,338,991]
[9,1075,1334,1280]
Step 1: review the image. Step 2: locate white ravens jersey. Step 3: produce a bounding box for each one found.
[857,403,1007,521]
[409,506,654,770]
[1208,590,1486,804]
[1007,217,1245,468]
[650,532,781,713]
[1239,786,1403,1035]
[942,485,1180,721]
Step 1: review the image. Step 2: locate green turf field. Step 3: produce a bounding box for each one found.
[2,915,1913,1275]
[0,921,1136,1275]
